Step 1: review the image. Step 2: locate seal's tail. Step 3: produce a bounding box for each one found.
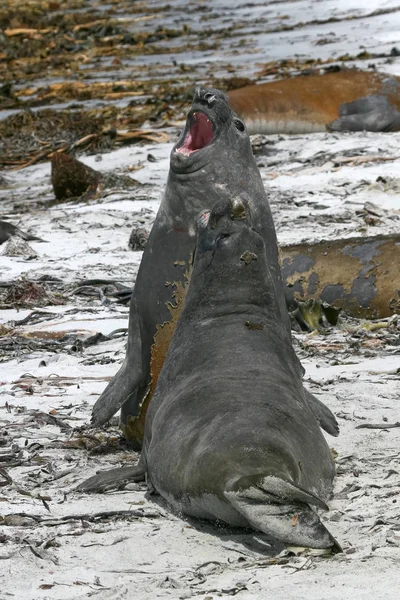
[224,475,341,552]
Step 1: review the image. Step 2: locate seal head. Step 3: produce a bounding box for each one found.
[171,87,245,173]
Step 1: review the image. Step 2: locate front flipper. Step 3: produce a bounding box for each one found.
[91,298,144,427]
[225,476,341,552]
[77,464,145,494]
[304,389,339,437]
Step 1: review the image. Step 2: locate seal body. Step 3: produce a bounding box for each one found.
[142,198,339,550]
[91,87,290,442]
[281,234,400,319]
[227,70,400,134]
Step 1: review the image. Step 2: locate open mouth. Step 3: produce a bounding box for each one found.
[176,112,214,156]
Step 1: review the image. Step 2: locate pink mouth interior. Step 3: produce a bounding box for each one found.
[176,112,214,155]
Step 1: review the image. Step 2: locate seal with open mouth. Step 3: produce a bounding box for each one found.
[141,197,340,551]
[90,86,338,450]
[91,87,287,439]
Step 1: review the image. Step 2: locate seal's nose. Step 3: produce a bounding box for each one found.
[231,198,247,220]
[194,87,217,106]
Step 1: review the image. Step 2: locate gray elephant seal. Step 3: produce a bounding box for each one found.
[91,86,318,444]
[327,94,400,132]
[141,197,340,550]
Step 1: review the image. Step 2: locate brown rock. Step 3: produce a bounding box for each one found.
[128,226,149,251]
[51,152,102,200]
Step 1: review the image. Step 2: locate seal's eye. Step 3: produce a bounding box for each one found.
[234,118,245,132]
[216,233,231,245]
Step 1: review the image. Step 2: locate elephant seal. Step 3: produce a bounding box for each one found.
[281,233,400,319]
[0,220,44,245]
[90,86,338,454]
[91,87,294,439]
[141,197,340,551]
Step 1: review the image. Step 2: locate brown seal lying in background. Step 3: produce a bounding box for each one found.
[227,69,400,133]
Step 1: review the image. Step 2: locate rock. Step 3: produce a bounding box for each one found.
[128,226,149,251]
[51,152,102,200]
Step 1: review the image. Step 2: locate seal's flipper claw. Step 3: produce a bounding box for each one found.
[225,478,341,551]
[304,389,339,437]
[91,300,143,427]
[76,465,145,494]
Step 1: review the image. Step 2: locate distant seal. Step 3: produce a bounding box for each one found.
[0,220,44,245]
[91,86,338,447]
[227,70,400,134]
[141,197,340,550]
[326,94,400,132]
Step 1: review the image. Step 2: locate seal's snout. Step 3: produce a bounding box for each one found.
[205,197,250,231]
[176,112,214,156]
[231,197,248,221]
[193,87,230,112]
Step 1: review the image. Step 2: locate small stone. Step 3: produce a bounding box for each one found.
[129,226,149,251]
[51,152,102,200]
[329,511,343,522]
